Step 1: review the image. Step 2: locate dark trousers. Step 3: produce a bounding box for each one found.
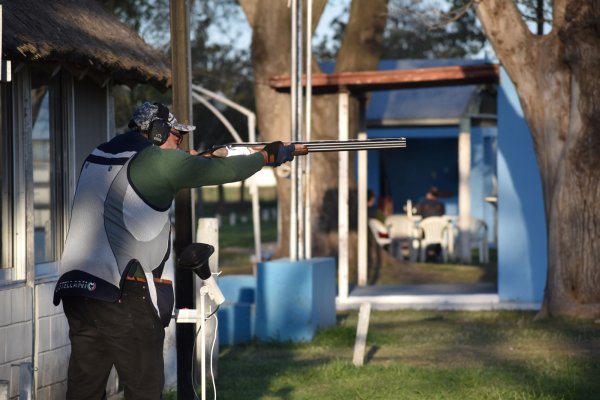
[62,279,165,400]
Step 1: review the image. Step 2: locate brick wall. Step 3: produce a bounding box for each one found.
[0,282,121,399]
[0,285,34,399]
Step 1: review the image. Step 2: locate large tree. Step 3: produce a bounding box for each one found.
[475,1,600,319]
[382,0,487,58]
[238,0,388,262]
[315,0,488,61]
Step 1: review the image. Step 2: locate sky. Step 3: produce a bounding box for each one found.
[139,0,547,62]
[206,0,351,54]
[204,0,500,61]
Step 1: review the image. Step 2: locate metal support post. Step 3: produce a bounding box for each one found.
[357,132,368,286]
[338,92,349,299]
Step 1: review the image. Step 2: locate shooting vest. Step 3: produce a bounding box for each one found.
[54,132,172,321]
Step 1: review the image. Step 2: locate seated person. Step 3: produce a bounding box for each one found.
[416,187,446,261]
[416,186,445,218]
[367,189,386,222]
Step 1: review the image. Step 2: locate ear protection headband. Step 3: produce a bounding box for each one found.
[150,103,171,146]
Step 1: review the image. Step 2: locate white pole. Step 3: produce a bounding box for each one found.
[289,0,299,260]
[296,0,305,259]
[458,118,472,263]
[357,132,368,286]
[200,289,206,400]
[352,302,371,366]
[195,218,219,386]
[248,114,262,265]
[304,0,313,259]
[338,92,349,299]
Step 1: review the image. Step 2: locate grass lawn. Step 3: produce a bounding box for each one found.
[185,203,599,399]
[207,310,600,400]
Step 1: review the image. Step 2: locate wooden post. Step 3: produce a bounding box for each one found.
[170,1,196,398]
[353,303,371,366]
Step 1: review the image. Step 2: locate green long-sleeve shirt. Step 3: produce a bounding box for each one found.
[130,146,265,210]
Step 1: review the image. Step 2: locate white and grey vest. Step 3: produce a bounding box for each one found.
[54,132,171,314]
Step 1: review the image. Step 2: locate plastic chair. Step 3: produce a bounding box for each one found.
[368,218,392,248]
[417,216,456,262]
[468,218,489,264]
[384,215,420,261]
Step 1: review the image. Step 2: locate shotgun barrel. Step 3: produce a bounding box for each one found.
[199,138,407,158]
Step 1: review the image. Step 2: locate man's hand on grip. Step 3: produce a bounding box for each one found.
[262,141,296,167]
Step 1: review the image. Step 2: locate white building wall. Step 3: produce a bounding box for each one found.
[0,281,126,399]
[35,282,70,399]
[0,74,119,400]
[0,286,33,399]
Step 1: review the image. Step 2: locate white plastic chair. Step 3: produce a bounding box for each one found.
[368,218,392,248]
[468,218,489,264]
[384,214,420,261]
[417,216,456,262]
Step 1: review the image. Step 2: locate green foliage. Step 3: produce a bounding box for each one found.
[382,0,487,59]
[188,0,255,150]
[99,0,255,147]
[314,0,489,62]
[99,0,171,48]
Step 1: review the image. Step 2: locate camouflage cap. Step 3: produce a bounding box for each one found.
[168,112,195,133]
[131,101,169,131]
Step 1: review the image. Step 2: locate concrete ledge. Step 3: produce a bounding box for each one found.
[337,283,540,311]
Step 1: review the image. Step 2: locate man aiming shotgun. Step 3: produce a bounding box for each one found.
[53,101,296,399]
[53,98,404,398]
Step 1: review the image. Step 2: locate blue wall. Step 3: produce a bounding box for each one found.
[368,127,459,214]
[497,68,547,303]
[366,126,496,230]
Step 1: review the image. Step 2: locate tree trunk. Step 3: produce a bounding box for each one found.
[544,1,600,318]
[240,0,387,271]
[476,0,600,318]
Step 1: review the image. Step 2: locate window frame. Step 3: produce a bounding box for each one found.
[32,69,73,278]
[0,66,74,285]
[0,67,30,283]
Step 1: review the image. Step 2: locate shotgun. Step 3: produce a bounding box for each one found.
[198,138,407,158]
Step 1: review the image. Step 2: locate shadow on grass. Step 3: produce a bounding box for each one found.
[213,311,600,399]
[365,311,600,399]
[365,345,380,363]
[215,344,335,400]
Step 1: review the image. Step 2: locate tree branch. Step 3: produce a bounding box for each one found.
[336,0,388,73]
[474,0,533,73]
[238,0,258,28]
[552,0,568,30]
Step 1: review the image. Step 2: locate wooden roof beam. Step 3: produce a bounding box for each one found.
[270,64,500,94]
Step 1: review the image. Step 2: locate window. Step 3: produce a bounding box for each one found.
[31,69,68,266]
[1,71,26,281]
[0,83,13,271]
[1,66,73,282]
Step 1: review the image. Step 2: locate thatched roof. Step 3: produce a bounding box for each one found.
[2,0,171,90]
